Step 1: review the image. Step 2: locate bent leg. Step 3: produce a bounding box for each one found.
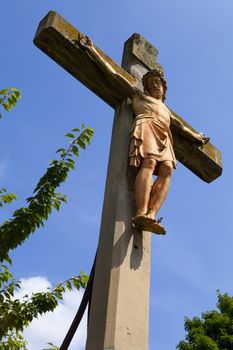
[147,161,173,218]
[134,158,157,216]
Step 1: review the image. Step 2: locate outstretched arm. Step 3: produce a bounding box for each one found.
[78,36,141,99]
[171,113,210,144]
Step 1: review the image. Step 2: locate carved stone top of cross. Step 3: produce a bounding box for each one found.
[34,11,222,183]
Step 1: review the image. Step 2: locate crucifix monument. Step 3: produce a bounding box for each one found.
[34,11,222,350]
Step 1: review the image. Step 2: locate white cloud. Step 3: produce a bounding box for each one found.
[14,276,87,350]
[14,276,51,298]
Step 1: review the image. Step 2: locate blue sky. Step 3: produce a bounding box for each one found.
[1,1,232,349]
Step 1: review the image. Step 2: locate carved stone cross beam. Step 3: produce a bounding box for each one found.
[34,11,222,183]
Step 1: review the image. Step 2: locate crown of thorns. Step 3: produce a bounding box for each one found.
[142,67,167,101]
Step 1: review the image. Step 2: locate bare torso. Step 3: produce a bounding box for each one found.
[132,92,171,125]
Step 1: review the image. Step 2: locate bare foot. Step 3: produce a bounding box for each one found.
[132,215,166,235]
[144,208,155,219]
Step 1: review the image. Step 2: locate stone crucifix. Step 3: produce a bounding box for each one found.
[34,11,222,350]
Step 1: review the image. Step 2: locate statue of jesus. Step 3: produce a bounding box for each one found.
[79,37,209,234]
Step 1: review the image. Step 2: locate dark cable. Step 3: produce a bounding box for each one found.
[59,253,97,350]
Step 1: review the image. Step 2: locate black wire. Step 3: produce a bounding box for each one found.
[59,252,97,350]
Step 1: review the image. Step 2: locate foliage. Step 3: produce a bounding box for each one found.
[0,331,27,350]
[0,125,94,263]
[0,189,17,208]
[0,88,21,118]
[177,292,233,350]
[0,88,94,349]
[0,265,88,340]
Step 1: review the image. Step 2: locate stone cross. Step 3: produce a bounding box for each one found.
[34,11,222,350]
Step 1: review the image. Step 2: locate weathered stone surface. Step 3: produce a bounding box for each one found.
[170,110,222,181]
[123,33,159,70]
[34,11,222,183]
[86,101,151,350]
[34,11,135,109]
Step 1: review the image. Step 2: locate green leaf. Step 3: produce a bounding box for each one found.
[53,290,63,300]
[65,280,72,291]
[72,278,80,290]
[65,133,75,138]
[2,103,10,112]
[8,97,16,108]
[82,274,89,284]
[86,127,94,136]
[77,139,86,149]
[1,193,17,204]
[0,88,9,95]
[12,87,21,95]
[71,145,79,156]
[10,94,17,103]
[56,148,66,153]
[52,201,60,211]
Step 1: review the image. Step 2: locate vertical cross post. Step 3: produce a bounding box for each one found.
[86,34,158,350]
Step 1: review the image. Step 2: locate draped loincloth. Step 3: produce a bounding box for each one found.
[129,96,176,173]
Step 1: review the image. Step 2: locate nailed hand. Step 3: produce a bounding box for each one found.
[200,132,210,144]
[79,35,93,48]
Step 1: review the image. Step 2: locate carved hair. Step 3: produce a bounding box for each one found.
[142,66,167,101]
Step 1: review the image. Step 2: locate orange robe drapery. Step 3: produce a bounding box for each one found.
[129,94,176,172]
